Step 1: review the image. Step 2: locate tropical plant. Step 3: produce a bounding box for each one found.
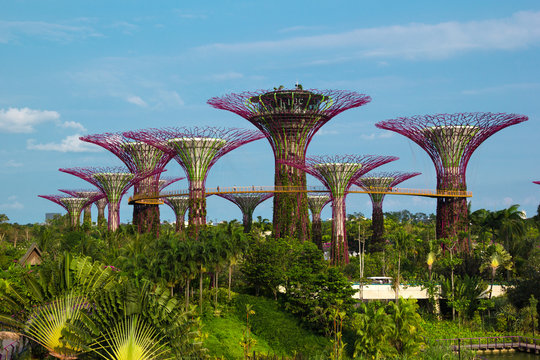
[480,243,512,299]
[352,302,395,359]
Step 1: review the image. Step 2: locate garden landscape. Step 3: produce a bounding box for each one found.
[1,1,539,359]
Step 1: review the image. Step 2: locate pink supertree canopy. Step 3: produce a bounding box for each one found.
[281,154,398,265]
[217,193,273,233]
[208,86,371,241]
[124,126,264,235]
[376,112,528,245]
[59,166,163,232]
[356,171,421,251]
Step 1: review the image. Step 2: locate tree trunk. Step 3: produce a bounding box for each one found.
[228,264,232,300]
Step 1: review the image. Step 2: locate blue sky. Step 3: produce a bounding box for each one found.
[1,0,539,224]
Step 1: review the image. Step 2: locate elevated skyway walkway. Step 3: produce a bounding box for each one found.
[129,185,472,204]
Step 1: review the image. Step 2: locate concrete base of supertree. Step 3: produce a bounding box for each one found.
[133,203,160,237]
[272,163,310,241]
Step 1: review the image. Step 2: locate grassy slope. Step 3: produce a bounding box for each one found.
[203,294,330,359]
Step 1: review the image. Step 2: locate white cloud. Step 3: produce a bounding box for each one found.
[207,72,244,81]
[5,160,22,167]
[503,197,514,207]
[195,11,540,60]
[174,10,207,20]
[154,90,185,108]
[360,132,394,140]
[126,95,148,107]
[0,20,101,44]
[27,134,102,153]
[59,121,87,132]
[0,108,60,133]
[0,196,23,210]
[316,129,339,136]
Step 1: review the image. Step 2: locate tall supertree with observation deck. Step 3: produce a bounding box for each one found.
[217,193,273,233]
[307,193,331,250]
[38,193,102,229]
[282,154,397,265]
[125,127,264,235]
[59,166,162,232]
[208,85,371,241]
[59,189,103,226]
[356,171,420,252]
[80,132,175,235]
[376,112,527,246]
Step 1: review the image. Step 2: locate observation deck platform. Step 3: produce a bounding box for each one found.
[128,185,472,204]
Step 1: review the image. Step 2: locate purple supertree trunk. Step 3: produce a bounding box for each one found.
[356,171,420,252]
[280,154,397,265]
[217,193,273,233]
[125,126,264,237]
[59,166,163,232]
[376,112,527,249]
[80,133,175,236]
[307,194,331,250]
[163,196,189,233]
[96,197,108,227]
[208,86,371,241]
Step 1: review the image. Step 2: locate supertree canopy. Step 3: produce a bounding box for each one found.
[217,193,273,233]
[157,176,185,192]
[59,166,162,232]
[163,196,189,233]
[307,193,331,250]
[376,112,528,244]
[38,194,102,229]
[208,85,371,241]
[80,132,175,235]
[534,181,540,185]
[125,126,264,235]
[356,171,421,252]
[95,196,108,227]
[59,189,103,226]
[282,154,397,265]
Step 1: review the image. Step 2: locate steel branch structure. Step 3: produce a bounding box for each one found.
[217,193,273,233]
[59,189,103,226]
[125,126,264,235]
[80,132,175,235]
[158,176,185,192]
[534,181,540,185]
[281,154,397,265]
[307,193,331,250]
[356,171,420,251]
[208,85,371,241]
[376,112,527,246]
[59,166,162,232]
[163,196,189,233]
[38,194,101,229]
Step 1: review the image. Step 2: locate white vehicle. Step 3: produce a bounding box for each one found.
[367,276,393,284]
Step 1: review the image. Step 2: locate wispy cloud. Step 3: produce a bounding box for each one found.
[195,11,540,60]
[206,72,244,81]
[0,20,101,44]
[360,132,394,140]
[174,10,207,20]
[27,134,102,152]
[59,120,87,132]
[106,21,138,35]
[5,160,22,167]
[0,108,60,133]
[278,25,325,33]
[126,95,148,107]
[0,196,23,210]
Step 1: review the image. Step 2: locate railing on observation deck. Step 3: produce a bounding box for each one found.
[436,336,540,353]
[128,185,472,204]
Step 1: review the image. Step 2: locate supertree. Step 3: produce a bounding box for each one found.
[376,112,527,246]
[125,126,264,235]
[80,132,175,235]
[217,193,273,233]
[95,197,108,227]
[59,166,162,232]
[157,176,185,192]
[534,181,540,185]
[282,154,398,265]
[59,189,102,226]
[38,194,102,229]
[307,193,331,250]
[356,171,421,252]
[208,85,371,241]
[163,196,189,233]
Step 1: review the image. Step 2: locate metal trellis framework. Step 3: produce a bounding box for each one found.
[38,194,102,229]
[59,166,163,232]
[280,154,398,265]
[208,86,371,241]
[163,196,189,233]
[59,189,104,226]
[307,193,331,250]
[217,192,273,233]
[356,171,421,251]
[125,126,264,235]
[376,112,528,245]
